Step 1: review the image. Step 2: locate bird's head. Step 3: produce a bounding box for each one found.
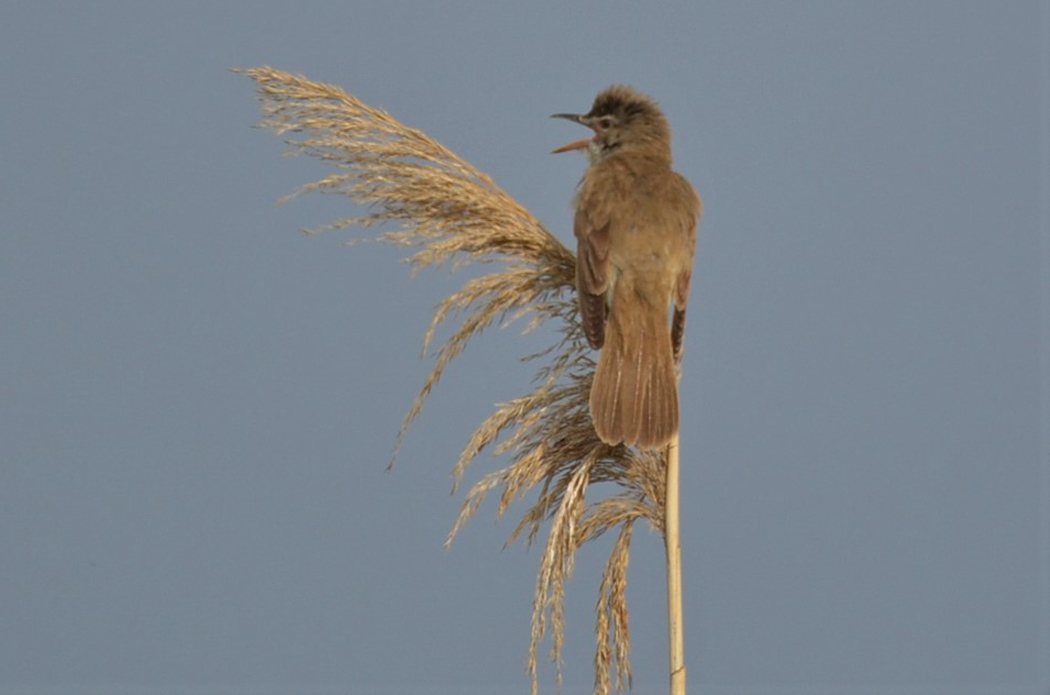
[551,85,672,162]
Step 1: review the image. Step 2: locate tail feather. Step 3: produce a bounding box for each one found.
[590,297,678,449]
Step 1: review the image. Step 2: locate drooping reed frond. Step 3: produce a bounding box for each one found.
[241,66,669,695]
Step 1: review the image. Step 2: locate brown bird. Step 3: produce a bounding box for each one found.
[552,86,702,450]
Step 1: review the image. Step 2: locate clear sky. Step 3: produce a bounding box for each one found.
[1,2,1046,694]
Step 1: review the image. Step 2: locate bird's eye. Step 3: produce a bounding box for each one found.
[599,117,613,130]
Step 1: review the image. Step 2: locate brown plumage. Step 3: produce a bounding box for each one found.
[553,86,702,449]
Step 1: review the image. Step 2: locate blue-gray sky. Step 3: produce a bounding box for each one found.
[1,2,1046,693]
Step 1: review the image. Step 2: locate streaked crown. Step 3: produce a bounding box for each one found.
[585,85,672,159]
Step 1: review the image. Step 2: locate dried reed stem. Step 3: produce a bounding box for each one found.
[240,66,675,695]
[665,432,686,695]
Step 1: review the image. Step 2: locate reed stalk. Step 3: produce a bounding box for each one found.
[665,433,686,695]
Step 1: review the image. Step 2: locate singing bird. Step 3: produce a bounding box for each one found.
[552,86,701,450]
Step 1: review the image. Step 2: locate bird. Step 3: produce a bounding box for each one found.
[552,86,701,450]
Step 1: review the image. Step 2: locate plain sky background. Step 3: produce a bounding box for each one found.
[1,2,1046,694]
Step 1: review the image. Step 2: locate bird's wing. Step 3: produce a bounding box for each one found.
[574,188,612,350]
[671,174,702,359]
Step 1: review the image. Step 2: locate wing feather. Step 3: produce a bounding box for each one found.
[574,186,612,350]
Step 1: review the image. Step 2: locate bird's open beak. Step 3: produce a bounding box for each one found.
[550,113,594,154]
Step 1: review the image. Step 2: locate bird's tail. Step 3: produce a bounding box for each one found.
[590,292,678,449]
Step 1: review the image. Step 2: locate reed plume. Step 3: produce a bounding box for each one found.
[240,66,675,694]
